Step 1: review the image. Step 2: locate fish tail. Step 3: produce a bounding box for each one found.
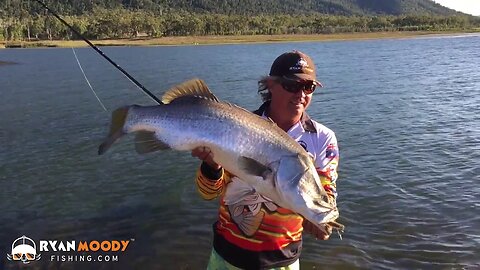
[98,106,130,155]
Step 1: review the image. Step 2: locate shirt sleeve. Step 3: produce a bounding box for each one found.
[195,162,229,200]
[315,134,340,204]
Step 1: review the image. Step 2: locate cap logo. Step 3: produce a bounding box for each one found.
[289,58,313,73]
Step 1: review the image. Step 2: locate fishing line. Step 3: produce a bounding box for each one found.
[72,48,108,112]
[33,0,162,105]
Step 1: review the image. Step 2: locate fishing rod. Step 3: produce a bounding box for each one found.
[34,0,162,105]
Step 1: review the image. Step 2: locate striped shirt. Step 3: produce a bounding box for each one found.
[195,102,339,269]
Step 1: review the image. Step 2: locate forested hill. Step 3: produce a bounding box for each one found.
[1,0,461,16]
[145,0,461,16]
[2,0,478,42]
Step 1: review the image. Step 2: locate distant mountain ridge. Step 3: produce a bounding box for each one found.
[157,0,461,16]
[0,0,462,16]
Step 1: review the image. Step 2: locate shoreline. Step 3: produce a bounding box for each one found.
[1,31,479,48]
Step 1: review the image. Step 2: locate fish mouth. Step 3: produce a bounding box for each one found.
[296,191,338,224]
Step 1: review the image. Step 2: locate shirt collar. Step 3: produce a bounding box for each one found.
[253,101,317,133]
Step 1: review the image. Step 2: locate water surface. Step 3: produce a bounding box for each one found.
[1,34,479,269]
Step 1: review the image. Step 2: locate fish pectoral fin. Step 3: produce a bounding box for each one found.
[161,78,218,104]
[134,131,170,154]
[238,156,271,179]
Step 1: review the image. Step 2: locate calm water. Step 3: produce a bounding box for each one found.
[1,34,479,270]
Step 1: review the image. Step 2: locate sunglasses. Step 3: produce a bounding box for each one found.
[278,79,317,95]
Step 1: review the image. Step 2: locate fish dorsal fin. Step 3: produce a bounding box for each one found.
[161,78,219,104]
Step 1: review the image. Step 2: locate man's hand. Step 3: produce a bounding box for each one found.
[302,220,333,240]
[191,146,221,170]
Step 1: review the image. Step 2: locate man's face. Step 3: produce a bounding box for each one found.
[268,78,315,116]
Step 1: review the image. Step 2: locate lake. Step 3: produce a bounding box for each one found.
[0,34,479,269]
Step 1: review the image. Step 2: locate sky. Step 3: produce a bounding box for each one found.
[433,0,480,16]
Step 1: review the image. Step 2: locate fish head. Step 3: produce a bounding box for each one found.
[273,153,338,225]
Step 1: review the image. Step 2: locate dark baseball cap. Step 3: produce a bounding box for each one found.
[269,50,323,87]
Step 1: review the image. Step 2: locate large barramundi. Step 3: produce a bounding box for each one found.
[98,79,343,234]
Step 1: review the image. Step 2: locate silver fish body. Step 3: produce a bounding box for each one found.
[99,79,341,232]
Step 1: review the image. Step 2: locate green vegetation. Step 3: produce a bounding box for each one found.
[1,0,479,43]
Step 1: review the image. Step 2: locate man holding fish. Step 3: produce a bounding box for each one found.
[192,51,341,269]
[99,49,342,269]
